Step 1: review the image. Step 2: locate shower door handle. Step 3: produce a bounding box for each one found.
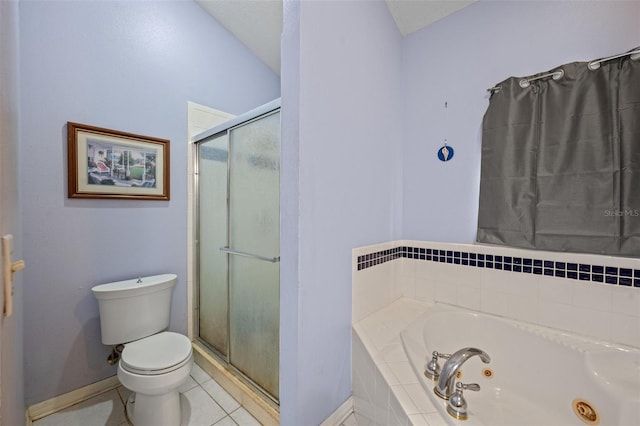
[219,247,280,263]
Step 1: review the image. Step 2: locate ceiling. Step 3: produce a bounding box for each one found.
[197,0,475,74]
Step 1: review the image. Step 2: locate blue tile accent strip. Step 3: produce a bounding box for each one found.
[357,247,401,270]
[357,245,639,290]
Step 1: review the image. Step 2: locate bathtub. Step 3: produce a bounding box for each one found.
[400,304,640,426]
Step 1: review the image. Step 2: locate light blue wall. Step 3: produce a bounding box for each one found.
[19,0,279,405]
[280,1,403,423]
[0,1,25,423]
[401,0,640,242]
[281,0,640,423]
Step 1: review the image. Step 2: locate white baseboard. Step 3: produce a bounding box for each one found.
[27,376,120,421]
[320,396,353,426]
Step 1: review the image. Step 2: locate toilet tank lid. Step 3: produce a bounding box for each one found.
[91,274,177,299]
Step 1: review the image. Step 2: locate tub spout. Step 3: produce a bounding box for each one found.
[434,347,490,400]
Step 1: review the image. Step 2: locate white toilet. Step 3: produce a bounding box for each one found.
[92,274,193,426]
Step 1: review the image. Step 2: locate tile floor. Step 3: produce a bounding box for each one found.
[33,363,262,426]
[340,413,358,426]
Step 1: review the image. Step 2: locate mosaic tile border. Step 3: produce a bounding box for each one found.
[356,246,640,288]
[356,247,402,270]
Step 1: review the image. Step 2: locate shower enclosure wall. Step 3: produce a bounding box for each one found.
[194,100,280,403]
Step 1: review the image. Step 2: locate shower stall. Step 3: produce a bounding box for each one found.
[193,99,280,403]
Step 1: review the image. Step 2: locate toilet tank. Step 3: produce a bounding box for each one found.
[92,274,177,345]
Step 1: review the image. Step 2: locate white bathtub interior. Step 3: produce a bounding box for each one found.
[401,304,640,426]
[351,241,640,426]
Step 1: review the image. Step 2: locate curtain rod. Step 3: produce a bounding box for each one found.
[588,48,640,70]
[487,47,640,94]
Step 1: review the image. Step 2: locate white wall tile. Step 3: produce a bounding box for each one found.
[507,294,539,324]
[402,383,436,412]
[387,361,419,385]
[611,285,640,318]
[380,343,409,364]
[391,385,420,415]
[539,276,573,305]
[373,368,391,426]
[378,362,401,386]
[408,414,430,426]
[423,412,450,426]
[609,313,640,347]
[456,283,481,311]
[389,389,410,426]
[397,258,416,279]
[434,280,457,305]
[571,305,611,340]
[353,261,397,323]
[572,281,612,312]
[480,269,512,294]
[414,277,437,304]
[480,288,510,318]
[353,411,376,426]
[539,301,574,331]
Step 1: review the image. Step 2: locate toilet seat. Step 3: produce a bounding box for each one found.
[120,331,192,376]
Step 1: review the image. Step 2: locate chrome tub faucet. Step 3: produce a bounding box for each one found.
[434,347,491,400]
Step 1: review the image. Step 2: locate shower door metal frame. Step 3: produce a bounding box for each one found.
[193,99,281,405]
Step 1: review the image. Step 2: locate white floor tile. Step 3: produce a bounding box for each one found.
[179,376,199,394]
[213,416,238,426]
[116,386,132,406]
[229,407,261,426]
[181,386,227,426]
[190,363,214,384]
[201,378,241,414]
[33,390,127,426]
[34,363,266,426]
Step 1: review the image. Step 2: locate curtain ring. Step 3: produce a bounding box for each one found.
[519,69,564,88]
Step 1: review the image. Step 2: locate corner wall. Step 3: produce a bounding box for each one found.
[280,0,403,423]
[19,0,279,405]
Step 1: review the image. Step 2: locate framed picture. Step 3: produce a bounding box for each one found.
[67,122,170,200]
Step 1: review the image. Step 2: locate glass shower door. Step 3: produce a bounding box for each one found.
[227,111,280,400]
[196,108,280,402]
[198,133,229,357]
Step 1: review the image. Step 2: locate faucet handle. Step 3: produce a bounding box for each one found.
[447,382,480,420]
[424,351,451,381]
[457,381,480,392]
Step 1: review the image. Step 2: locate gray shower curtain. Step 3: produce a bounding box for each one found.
[477,51,640,256]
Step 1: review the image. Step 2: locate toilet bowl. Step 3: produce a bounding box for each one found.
[92,274,193,426]
[117,332,193,426]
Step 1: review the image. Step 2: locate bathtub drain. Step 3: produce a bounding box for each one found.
[572,399,599,425]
